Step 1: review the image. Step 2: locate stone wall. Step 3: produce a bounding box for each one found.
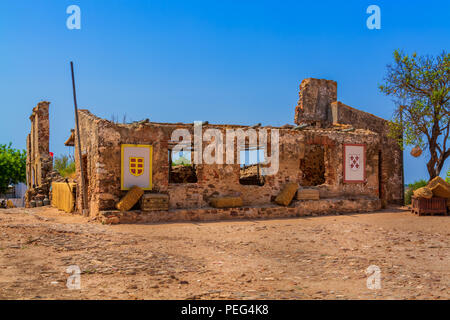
[331,101,403,204]
[71,77,403,218]
[100,197,382,224]
[294,78,337,126]
[25,101,54,206]
[73,110,101,214]
[292,78,403,205]
[77,109,382,217]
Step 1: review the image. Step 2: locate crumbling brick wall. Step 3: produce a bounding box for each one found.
[293,78,403,205]
[294,78,337,126]
[77,109,382,217]
[25,101,54,206]
[73,110,101,214]
[72,77,402,217]
[331,101,403,204]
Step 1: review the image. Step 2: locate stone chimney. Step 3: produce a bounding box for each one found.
[294,78,337,127]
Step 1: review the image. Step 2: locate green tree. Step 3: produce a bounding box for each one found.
[446,167,450,183]
[379,50,449,179]
[0,143,26,194]
[404,179,428,205]
[54,155,76,178]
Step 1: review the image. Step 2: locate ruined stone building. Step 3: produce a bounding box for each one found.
[25,102,54,205]
[26,78,404,222]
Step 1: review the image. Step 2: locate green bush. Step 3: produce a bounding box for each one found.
[446,168,450,184]
[0,143,26,194]
[172,155,191,166]
[404,179,428,205]
[54,155,76,178]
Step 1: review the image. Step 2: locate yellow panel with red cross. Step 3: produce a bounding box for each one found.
[121,144,152,190]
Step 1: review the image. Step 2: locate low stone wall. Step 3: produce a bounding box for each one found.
[99,197,381,224]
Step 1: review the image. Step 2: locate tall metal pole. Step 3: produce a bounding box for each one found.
[71,61,88,216]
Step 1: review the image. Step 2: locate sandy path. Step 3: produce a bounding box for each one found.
[0,206,448,299]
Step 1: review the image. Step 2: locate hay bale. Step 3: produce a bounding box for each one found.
[429,182,450,199]
[297,188,320,200]
[116,186,144,211]
[210,196,243,208]
[6,200,15,208]
[427,176,450,189]
[275,182,298,206]
[430,183,450,199]
[427,176,450,199]
[413,187,433,199]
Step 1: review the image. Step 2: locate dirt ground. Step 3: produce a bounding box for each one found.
[0,206,448,300]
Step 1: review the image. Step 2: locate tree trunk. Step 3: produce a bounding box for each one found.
[426,147,449,180]
[426,114,446,180]
[427,159,437,180]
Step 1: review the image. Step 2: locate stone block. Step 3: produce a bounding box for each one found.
[297,188,320,200]
[210,196,243,208]
[140,193,169,211]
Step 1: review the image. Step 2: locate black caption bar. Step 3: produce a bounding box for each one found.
[0,300,445,319]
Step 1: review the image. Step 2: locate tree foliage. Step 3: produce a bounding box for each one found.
[379,50,449,179]
[0,143,26,194]
[54,155,76,178]
[172,155,191,166]
[404,179,428,205]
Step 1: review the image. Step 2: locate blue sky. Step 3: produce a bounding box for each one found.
[0,0,448,184]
